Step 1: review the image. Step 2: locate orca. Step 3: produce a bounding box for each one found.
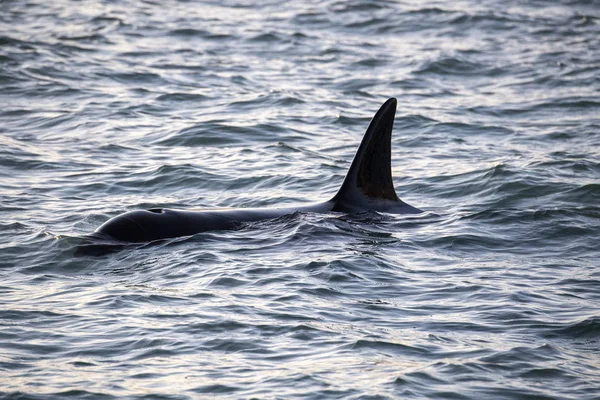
[81,98,421,248]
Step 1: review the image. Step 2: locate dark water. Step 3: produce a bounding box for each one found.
[1,0,599,398]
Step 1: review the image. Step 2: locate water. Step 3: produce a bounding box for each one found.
[1,0,599,398]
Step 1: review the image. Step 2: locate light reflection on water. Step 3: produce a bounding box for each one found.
[1,0,599,398]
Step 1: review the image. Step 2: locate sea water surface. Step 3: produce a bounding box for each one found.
[1,0,599,398]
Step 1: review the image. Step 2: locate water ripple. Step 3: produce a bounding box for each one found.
[1,0,599,398]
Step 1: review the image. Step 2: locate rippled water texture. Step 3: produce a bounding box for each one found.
[1,0,599,398]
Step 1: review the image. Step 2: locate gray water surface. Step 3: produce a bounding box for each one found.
[1,0,599,399]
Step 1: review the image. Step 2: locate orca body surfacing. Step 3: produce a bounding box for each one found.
[83,98,421,248]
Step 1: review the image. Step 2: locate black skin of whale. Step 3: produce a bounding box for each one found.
[80,98,421,251]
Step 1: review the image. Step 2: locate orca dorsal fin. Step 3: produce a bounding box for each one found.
[332,98,419,213]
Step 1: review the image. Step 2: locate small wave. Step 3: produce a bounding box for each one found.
[155,92,210,103]
[344,17,388,30]
[351,339,429,357]
[167,28,233,41]
[100,71,165,85]
[527,159,600,175]
[248,32,285,43]
[544,317,600,340]
[168,28,210,37]
[330,2,390,13]
[564,183,600,203]
[156,122,275,147]
[416,57,504,77]
[470,96,600,117]
[351,57,389,68]
[56,33,110,44]
[448,11,527,30]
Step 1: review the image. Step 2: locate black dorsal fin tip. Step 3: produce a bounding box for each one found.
[333,97,408,211]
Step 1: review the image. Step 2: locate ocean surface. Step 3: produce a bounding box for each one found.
[1,0,599,398]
